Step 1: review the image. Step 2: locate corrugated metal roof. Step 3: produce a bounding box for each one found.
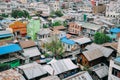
[72,37,91,45]
[40,76,60,80]
[18,62,47,80]
[94,66,109,78]
[63,71,93,80]
[61,37,75,45]
[83,49,103,61]
[85,43,113,58]
[90,63,109,78]
[44,58,78,75]
[0,44,22,55]
[22,47,41,58]
[37,28,51,35]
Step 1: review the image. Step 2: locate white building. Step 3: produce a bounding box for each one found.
[49,0,60,11]
[108,58,120,80]
[97,0,111,4]
[36,2,51,15]
[0,2,12,14]
[106,0,120,24]
[108,38,120,80]
[117,38,120,56]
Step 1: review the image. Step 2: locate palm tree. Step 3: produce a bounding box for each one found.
[45,37,64,59]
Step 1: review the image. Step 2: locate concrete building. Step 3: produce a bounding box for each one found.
[0,2,12,14]
[35,2,51,15]
[49,0,60,11]
[117,38,120,56]
[108,57,120,80]
[106,0,120,24]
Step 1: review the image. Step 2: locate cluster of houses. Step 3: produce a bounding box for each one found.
[0,0,120,80]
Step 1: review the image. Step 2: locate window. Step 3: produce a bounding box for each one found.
[112,68,120,78]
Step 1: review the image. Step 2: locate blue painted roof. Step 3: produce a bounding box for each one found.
[61,37,75,45]
[110,28,120,33]
[0,34,13,38]
[114,57,120,63]
[0,44,22,55]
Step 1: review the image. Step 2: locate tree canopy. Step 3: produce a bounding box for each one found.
[94,32,111,44]
[11,10,30,18]
[55,10,63,17]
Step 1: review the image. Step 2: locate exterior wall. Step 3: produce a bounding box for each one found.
[49,1,60,11]
[0,2,12,14]
[68,23,82,35]
[108,60,120,80]
[79,54,105,67]
[117,38,120,56]
[63,43,78,52]
[79,54,89,66]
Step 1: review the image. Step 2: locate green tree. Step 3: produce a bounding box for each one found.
[52,21,62,27]
[23,10,30,18]
[94,32,111,44]
[55,10,63,17]
[17,10,24,18]
[0,13,8,17]
[11,10,30,18]
[45,37,64,59]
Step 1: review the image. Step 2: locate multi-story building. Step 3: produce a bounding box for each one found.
[0,2,12,14]
[108,57,120,80]
[106,0,120,24]
[36,2,51,15]
[108,37,120,80]
[49,0,60,11]
[96,0,111,4]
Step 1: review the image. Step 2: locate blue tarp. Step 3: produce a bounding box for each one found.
[0,34,13,38]
[61,37,75,45]
[114,57,120,63]
[0,44,22,55]
[110,28,120,33]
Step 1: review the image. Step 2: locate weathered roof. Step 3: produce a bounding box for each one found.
[72,37,91,45]
[51,58,78,75]
[90,63,109,78]
[37,28,52,35]
[0,44,22,55]
[102,42,118,50]
[0,69,25,80]
[19,40,36,48]
[40,76,60,80]
[22,47,41,58]
[81,22,102,30]
[83,49,103,61]
[63,71,93,80]
[85,43,113,58]
[44,58,78,75]
[18,62,47,80]
[53,26,66,30]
